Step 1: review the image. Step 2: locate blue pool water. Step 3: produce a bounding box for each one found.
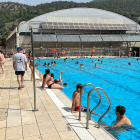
[36,57,140,140]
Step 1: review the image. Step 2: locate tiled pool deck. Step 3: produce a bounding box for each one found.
[0,60,116,140]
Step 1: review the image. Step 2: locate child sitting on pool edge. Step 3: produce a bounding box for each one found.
[71,84,94,113]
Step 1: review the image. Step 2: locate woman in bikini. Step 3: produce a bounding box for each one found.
[42,69,64,90]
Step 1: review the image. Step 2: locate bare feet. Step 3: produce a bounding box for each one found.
[42,88,45,91]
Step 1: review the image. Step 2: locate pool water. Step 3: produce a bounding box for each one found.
[36,57,140,140]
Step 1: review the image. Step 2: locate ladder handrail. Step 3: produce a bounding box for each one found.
[79,83,100,120]
[87,87,102,120]
[97,88,111,128]
[86,87,111,129]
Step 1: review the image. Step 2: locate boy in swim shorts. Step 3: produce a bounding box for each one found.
[71,84,92,113]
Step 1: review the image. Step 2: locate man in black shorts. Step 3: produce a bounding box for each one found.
[13,47,27,90]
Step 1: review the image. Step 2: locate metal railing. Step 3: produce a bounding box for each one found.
[86,87,111,129]
[79,83,111,129]
[79,83,101,120]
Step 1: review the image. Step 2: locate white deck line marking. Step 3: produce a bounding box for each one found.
[35,73,95,140]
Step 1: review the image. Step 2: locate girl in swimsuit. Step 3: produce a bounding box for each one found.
[42,69,64,90]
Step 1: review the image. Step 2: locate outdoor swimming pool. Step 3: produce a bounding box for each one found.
[36,57,140,140]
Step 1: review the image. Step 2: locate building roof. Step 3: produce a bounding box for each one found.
[29,8,138,25]
[17,8,140,33]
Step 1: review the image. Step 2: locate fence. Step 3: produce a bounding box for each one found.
[1,46,137,57]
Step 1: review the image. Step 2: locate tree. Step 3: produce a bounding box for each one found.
[0,29,10,46]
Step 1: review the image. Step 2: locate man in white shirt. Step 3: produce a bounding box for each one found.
[13,47,27,90]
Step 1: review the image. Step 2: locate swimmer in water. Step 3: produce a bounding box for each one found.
[80,64,84,68]
[51,62,53,65]
[92,61,94,63]
[98,57,100,61]
[64,58,67,62]
[103,105,131,128]
[75,61,79,64]
[137,59,139,62]
[128,62,131,65]
[54,61,56,65]
[95,63,97,67]
[63,83,68,86]
[43,63,47,66]
[72,59,74,61]
[101,61,103,64]
[37,57,40,61]
[48,63,51,66]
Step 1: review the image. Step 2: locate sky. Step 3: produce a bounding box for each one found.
[0,0,90,6]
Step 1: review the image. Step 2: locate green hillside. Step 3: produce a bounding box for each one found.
[0,0,140,33]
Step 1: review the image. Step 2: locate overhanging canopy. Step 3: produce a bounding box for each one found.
[101,35,123,42]
[33,34,57,42]
[33,34,140,42]
[80,35,102,42]
[121,35,140,42]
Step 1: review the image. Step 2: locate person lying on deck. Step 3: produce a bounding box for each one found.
[71,84,94,113]
[103,105,131,128]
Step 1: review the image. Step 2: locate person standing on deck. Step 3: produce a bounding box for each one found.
[92,47,95,57]
[0,50,5,74]
[10,49,14,60]
[13,47,27,90]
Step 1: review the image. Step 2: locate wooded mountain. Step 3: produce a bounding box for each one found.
[0,0,140,33]
[92,0,107,2]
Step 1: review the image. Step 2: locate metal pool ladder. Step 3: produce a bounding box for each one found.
[79,83,111,129]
